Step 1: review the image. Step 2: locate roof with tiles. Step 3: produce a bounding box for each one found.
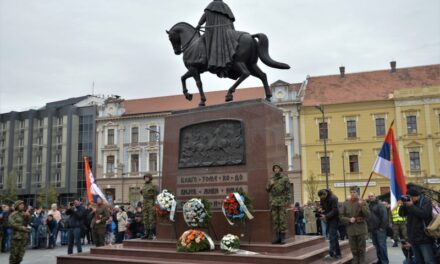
[122,86,265,115]
[302,64,440,107]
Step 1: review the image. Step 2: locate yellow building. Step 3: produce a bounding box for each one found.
[300,63,440,203]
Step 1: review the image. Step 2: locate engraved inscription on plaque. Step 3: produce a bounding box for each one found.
[178,173,247,185]
[178,120,245,168]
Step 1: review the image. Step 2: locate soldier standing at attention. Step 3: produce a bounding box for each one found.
[9,200,31,264]
[140,173,158,240]
[266,164,292,244]
[340,186,370,264]
[90,197,109,247]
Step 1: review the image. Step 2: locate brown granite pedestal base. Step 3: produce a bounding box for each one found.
[57,236,377,264]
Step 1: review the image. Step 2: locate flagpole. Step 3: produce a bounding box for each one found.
[361,120,395,199]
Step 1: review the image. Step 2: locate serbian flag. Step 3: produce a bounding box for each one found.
[84,156,108,204]
[372,121,406,208]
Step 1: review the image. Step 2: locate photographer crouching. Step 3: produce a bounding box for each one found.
[399,188,436,264]
[65,199,85,254]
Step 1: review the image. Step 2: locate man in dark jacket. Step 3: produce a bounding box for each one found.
[367,192,389,264]
[399,187,436,264]
[318,189,341,260]
[66,199,85,254]
[29,206,42,249]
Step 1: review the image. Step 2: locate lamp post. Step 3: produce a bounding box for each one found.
[342,153,347,199]
[32,144,48,206]
[145,127,162,191]
[315,105,329,189]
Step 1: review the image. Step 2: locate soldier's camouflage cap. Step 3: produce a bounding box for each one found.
[14,200,25,210]
[272,163,283,172]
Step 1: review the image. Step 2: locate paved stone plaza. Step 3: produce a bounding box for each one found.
[0,239,407,264]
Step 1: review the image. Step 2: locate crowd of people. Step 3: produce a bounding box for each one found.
[292,186,440,264]
[1,172,439,264]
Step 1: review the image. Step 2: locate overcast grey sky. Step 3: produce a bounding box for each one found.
[0,0,439,113]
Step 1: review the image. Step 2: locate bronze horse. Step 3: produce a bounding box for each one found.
[166,22,290,106]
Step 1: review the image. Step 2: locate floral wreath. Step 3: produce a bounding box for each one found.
[177,229,215,252]
[222,191,253,225]
[183,198,211,228]
[155,189,177,221]
[220,234,240,253]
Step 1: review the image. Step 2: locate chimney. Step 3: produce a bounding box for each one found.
[339,66,345,78]
[390,61,396,73]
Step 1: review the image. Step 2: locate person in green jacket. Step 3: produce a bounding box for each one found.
[140,173,158,240]
[266,164,292,244]
[340,186,370,264]
[90,197,109,247]
[9,200,31,264]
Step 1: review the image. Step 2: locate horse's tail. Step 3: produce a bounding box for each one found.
[252,33,290,70]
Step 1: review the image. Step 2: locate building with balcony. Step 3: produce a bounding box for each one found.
[0,95,105,206]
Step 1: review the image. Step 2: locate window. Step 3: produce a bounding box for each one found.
[106,156,115,173]
[131,154,139,172]
[347,120,357,138]
[19,120,25,129]
[319,122,328,140]
[35,173,41,183]
[0,138,4,148]
[56,135,62,144]
[129,187,141,206]
[55,172,61,187]
[320,156,330,174]
[131,127,139,143]
[37,136,43,145]
[375,118,385,136]
[18,156,23,165]
[57,117,63,126]
[149,125,158,142]
[407,116,417,134]
[149,153,157,172]
[0,123,5,130]
[18,137,24,146]
[36,155,42,164]
[38,119,44,127]
[17,172,23,186]
[55,153,61,163]
[409,151,421,171]
[107,129,115,145]
[349,155,359,173]
[0,156,3,167]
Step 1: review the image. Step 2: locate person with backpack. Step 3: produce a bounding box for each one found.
[399,187,436,264]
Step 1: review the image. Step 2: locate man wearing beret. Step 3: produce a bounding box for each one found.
[9,200,31,264]
[140,173,158,240]
[340,187,369,264]
[266,164,291,244]
[399,187,436,264]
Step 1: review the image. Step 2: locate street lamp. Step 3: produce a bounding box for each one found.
[315,105,329,189]
[145,127,162,191]
[342,153,347,199]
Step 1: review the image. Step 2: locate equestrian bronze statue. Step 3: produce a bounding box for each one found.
[166,0,290,106]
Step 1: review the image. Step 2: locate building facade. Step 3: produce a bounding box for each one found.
[300,63,440,203]
[0,96,104,206]
[95,85,304,204]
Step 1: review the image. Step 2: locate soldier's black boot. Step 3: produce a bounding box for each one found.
[279,232,286,245]
[141,229,150,240]
[272,232,281,244]
[150,227,157,240]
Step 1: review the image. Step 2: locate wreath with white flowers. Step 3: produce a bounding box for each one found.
[155,189,177,221]
[220,234,240,253]
[182,198,211,228]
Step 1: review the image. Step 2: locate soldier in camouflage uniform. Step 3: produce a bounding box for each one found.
[340,186,370,264]
[266,164,292,244]
[140,173,158,240]
[90,197,109,247]
[9,200,31,264]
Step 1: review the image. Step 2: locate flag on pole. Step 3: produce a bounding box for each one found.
[372,121,406,208]
[84,156,108,204]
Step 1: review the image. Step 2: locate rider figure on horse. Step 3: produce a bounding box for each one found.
[196,0,237,78]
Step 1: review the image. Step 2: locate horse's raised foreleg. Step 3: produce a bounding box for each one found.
[181,71,193,101]
[249,64,271,101]
[190,68,206,107]
[225,63,250,102]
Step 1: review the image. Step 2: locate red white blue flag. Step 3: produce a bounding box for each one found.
[84,156,108,204]
[372,122,406,208]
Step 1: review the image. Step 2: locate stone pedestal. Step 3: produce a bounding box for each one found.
[157,99,293,242]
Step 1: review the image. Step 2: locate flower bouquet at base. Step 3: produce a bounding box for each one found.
[177,229,215,252]
[222,191,254,225]
[220,234,240,253]
[155,189,177,221]
[183,198,211,228]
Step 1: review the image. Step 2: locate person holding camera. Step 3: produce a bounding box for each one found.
[399,188,436,264]
[66,199,85,254]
